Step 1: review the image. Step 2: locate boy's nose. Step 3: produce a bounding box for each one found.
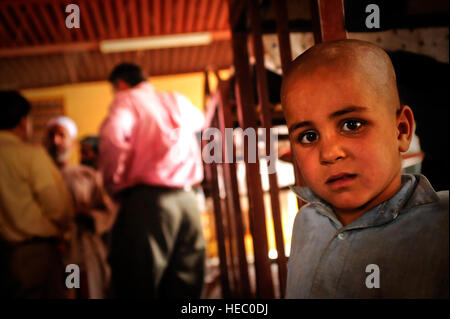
[319,135,347,165]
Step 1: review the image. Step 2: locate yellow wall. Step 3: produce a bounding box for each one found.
[21,72,205,164]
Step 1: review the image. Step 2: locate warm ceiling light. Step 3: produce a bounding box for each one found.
[100,32,214,53]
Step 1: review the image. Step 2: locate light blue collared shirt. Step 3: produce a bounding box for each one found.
[285,174,449,298]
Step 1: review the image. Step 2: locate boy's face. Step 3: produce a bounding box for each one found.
[284,66,405,213]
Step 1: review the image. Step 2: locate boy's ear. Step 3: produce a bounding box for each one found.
[396,105,415,153]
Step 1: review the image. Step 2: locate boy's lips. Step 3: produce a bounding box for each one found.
[326,173,358,188]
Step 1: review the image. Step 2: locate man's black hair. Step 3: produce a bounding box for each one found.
[0,90,31,130]
[108,63,147,87]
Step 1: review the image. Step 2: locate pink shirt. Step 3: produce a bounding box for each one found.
[99,82,204,195]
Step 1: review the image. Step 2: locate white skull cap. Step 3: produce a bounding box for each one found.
[47,116,78,139]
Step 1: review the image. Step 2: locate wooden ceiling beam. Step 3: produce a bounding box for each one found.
[116,0,127,38]
[96,50,108,79]
[164,0,172,34]
[12,4,39,45]
[104,52,113,76]
[141,50,150,75]
[176,46,187,73]
[0,60,19,89]
[175,0,185,34]
[49,1,71,41]
[181,46,193,74]
[216,41,228,69]
[0,30,231,58]
[26,3,51,43]
[148,49,156,75]
[22,56,39,85]
[152,0,161,35]
[0,5,24,44]
[103,0,117,38]
[198,44,210,70]
[189,46,201,72]
[171,46,180,74]
[37,2,62,42]
[89,51,102,80]
[13,59,32,88]
[88,0,106,39]
[63,53,78,83]
[196,0,209,32]
[38,55,55,85]
[0,11,14,44]
[82,50,95,80]
[0,0,64,5]
[129,0,139,38]
[0,42,99,57]
[186,0,196,33]
[218,1,230,30]
[76,51,91,81]
[135,50,145,72]
[207,0,222,30]
[79,0,97,40]
[54,54,68,85]
[162,48,171,75]
[140,0,150,36]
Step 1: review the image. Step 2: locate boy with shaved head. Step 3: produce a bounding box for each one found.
[281,39,448,298]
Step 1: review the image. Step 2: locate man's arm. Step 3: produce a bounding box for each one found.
[30,147,73,231]
[175,93,205,132]
[98,95,137,196]
[89,169,119,234]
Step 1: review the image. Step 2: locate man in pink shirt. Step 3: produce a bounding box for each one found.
[99,63,205,298]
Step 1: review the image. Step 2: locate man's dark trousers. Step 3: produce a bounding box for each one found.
[109,185,206,298]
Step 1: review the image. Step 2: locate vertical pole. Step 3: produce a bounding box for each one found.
[202,128,231,298]
[217,78,253,298]
[228,0,275,299]
[274,0,305,198]
[310,0,347,43]
[248,0,287,297]
[273,0,292,72]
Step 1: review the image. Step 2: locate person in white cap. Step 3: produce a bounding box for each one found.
[45,116,117,299]
[45,116,78,168]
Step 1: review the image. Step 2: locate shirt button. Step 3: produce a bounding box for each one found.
[337,233,346,240]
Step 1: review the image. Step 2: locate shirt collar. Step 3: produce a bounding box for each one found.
[115,81,154,98]
[290,174,439,230]
[0,131,21,143]
[133,81,155,92]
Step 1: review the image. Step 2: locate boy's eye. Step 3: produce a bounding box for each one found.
[341,119,364,132]
[298,131,318,144]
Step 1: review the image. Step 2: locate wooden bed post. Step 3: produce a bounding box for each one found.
[248,0,288,298]
[310,0,348,43]
[228,0,275,299]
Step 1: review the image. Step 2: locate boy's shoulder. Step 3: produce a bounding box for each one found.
[405,174,448,214]
[426,189,449,219]
[436,190,449,206]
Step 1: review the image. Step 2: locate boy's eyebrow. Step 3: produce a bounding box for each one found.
[288,121,313,134]
[330,106,368,118]
[288,106,368,134]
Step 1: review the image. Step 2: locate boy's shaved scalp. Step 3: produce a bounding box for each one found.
[281,39,401,113]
